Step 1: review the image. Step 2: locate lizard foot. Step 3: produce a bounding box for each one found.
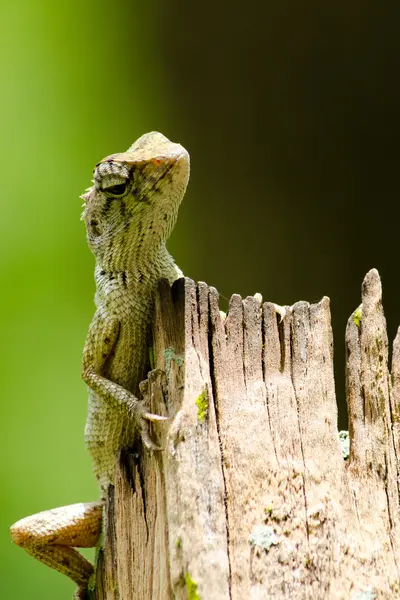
[137,369,169,450]
[126,400,167,450]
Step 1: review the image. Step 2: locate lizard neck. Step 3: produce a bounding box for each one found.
[95,240,173,276]
[94,243,180,308]
[89,192,180,275]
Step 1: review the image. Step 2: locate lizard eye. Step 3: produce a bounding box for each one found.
[106,183,127,196]
[94,161,130,196]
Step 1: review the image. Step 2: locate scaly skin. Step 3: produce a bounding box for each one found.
[10,132,190,599]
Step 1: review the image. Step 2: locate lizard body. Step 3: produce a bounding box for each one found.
[10,132,190,599]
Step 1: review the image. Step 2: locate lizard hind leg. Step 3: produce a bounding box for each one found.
[10,501,103,599]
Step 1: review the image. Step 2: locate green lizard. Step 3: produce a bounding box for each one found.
[10,132,190,599]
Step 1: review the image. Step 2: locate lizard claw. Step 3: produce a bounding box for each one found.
[138,370,169,423]
[126,388,169,450]
[139,416,164,450]
[142,411,169,422]
[141,425,163,450]
[137,371,169,449]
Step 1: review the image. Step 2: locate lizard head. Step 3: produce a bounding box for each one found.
[81,132,190,267]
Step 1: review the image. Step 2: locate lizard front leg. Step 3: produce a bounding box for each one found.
[10,501,103,600]
[82,312,167,449]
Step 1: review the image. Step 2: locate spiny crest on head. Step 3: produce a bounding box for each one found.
[80,183,94,217]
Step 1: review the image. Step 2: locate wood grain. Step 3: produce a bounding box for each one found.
[95,270,400,599]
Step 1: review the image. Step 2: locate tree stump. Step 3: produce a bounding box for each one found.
[94,269,400,599]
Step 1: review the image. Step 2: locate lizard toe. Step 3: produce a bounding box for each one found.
[142,411,169,422]
[140,419,163,451]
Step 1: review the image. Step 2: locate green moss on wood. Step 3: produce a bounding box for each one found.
[196,388,208,423]
[353,307,362,328]
[264,505,273,517]
[185,573,200,600]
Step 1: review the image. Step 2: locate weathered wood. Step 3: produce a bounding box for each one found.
[95,269,400,599]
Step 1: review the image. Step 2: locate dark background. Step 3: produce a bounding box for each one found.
[2,2,399,598]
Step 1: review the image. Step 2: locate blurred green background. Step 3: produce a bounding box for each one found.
[2,1,400,598]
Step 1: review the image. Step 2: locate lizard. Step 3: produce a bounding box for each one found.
[10,131,190,599]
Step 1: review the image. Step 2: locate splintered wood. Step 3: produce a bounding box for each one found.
[95,269,400,600]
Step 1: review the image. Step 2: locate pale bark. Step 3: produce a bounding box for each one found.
[95,269,400,599]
